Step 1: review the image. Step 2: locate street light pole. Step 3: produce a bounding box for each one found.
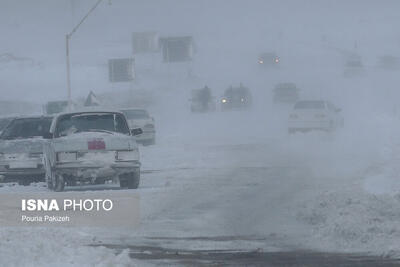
[65,0,105,109]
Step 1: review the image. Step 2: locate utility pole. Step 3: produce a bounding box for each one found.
[65,0,105,110]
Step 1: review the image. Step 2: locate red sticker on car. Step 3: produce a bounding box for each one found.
[88,139,106,150]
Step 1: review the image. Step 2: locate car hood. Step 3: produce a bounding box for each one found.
[0,138,47,154]
[53,132,137,152]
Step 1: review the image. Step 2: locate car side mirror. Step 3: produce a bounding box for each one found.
[131,128,143,136]
[42,132,53,139]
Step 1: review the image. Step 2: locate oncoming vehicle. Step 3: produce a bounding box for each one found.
[43,111,143,192]
[288,100,343,134]
[273,83,299,104]
[258,52,280,67]
[121,108,156,146]
[0,116,53,185]
[190,86,216,113]
[221,84,252,111]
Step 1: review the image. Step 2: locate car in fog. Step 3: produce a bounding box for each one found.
[221,84,252,111]
[377,55,399,70]
[258,52,280,67]
[0,116,53,185]
[121,108,156,146]
[42,110,143,192]
[190,86,216,113]
[344,55,363,77]
[288,100,343,134]
[273,82,299,104]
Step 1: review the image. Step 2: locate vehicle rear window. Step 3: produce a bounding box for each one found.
[294,101,325,109]
[55,113,130,137]
[0,117,52,139]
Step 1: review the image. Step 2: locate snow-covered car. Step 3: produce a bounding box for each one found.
[288,100,343,134]
[121,108,155,146]
[0,116,53,185]
[42,110,143,192]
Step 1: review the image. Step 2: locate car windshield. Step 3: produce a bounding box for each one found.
[294,101,325,109]
[0,117,52,140]
[121,110,149,119]
[55,113,130,137]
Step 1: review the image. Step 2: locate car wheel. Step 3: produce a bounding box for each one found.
[53,174,65,192]
[120,171,140,189]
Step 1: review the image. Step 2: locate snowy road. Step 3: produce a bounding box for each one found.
[1,109,400,266]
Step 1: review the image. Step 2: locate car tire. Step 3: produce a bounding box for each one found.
[120,171,140,189]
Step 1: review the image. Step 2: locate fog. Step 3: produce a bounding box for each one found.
[2,0,400,265]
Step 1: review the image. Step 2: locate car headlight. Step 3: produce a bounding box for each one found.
[57,152,77,162]
[116,150,139,161]
[221,98,227,103]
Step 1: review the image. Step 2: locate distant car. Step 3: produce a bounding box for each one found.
[121,108,156,146]
[377,55,399,70]
[190,86,216,113]
[258,52,280,67]
[288,100,343,134]
[43,110,143,191]
[344,55,363,77]
[221,85,252,111]
[0,116,53,185]
[273,83,299,104]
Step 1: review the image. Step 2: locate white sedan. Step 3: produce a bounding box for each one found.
[288,100,343,134]
[43,110,143,192]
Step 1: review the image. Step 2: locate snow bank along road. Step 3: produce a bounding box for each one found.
[1,110,400,266]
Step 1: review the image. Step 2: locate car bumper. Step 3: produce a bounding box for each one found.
[0,160,45,180]
[54,160,141,179]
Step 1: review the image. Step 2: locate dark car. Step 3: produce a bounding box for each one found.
[258,52,280,67]
[273,83,299,104]
[190,86,216,113]
[221,84,252,111]
[0,116,53,185]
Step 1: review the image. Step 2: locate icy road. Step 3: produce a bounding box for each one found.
[2,107,400,266]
